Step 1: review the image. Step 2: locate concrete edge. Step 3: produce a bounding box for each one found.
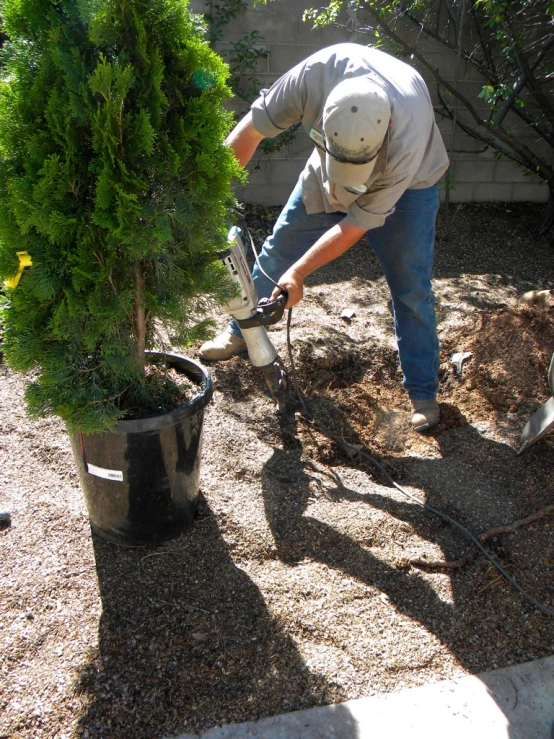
[172,655,554,739]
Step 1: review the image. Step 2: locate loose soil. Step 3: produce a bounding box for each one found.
[1,202,553,739]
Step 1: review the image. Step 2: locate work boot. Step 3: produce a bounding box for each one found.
[410,398,440,432]
[199,330,247,361]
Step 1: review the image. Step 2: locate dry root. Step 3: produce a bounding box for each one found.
[411,504,554,570]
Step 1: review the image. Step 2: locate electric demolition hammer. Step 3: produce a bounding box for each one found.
[216,226,288,412]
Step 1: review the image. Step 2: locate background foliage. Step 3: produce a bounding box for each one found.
[205,0,301,161]
[301,0,554,237]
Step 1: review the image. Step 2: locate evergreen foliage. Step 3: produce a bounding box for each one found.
[0,0,243,433]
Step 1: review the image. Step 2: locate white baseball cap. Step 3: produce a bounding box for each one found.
[322,76,391,188]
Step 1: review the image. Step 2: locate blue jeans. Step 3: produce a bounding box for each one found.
[230,180,440,400]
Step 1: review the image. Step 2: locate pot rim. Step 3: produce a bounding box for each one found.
[111,352,213,434]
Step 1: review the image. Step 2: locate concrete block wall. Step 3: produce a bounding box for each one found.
[191,0,549,207]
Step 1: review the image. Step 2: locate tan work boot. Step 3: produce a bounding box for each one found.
[410,398,440,432]
[199,330,247,361]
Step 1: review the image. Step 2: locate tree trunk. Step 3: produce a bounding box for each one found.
[133,263,146,374]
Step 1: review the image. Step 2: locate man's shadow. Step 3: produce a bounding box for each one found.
[262,446,456,649]
[262,408,554,677]
[74,499,348,738]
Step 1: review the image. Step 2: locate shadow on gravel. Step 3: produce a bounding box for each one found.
[259,409,554,738]
[74,503,335,739]
[261,444,458,651]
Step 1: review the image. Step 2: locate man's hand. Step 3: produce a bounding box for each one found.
[268,220,367,310]
[270,268,305,308]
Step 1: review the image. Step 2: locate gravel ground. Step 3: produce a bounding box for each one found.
[1,201,553,738]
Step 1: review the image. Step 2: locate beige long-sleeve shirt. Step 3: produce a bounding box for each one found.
[250,43,449,231]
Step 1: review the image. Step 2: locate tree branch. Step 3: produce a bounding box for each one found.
[436,87,554,178]
[469,3,498,79]
[404,9,495,82]
[513,38,554,127]
[403,3,554,142]
[362,6,554,181]
[505,0,554,106]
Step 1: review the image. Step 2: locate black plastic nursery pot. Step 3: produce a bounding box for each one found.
[69,353,213,547]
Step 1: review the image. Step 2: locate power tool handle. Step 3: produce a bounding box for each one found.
[236,291,288,329]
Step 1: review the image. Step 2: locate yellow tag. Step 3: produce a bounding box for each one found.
[4,251,32,288]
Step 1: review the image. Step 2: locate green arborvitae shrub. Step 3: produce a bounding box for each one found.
[0,0,243,433]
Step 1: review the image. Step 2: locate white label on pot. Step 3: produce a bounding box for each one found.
[87,463,124,482]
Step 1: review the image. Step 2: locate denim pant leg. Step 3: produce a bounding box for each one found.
[229,179,344,336]
[367,186,440,400]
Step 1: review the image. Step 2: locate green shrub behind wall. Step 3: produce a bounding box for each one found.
[0,0,242,433]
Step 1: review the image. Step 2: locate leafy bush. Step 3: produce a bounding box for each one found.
[0,0,243,433]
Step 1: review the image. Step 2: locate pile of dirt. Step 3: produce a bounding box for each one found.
[1,201,554,739]
[294,303,554,456]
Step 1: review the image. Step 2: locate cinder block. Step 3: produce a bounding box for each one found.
[225,98,250,118]
[424,51,469,83]
[188,0,208,14]
[495,159,538,185]
[243,7,299,44]
[346,30,374,46]
[298,14,355,46]
[451,133,489,155]
[406,59,434,89]
[210,15,243,43]
[473,146,497,159]
[244,160,269,186]
[497,121,544,152]
[500,129,532,150]
[268,44,318,74]
[465,63,487,82]
[391,17,446,54]
[235,184,290,206]
[206,2,548,202]
[437,125,486,155]
[456,79,491,103]
[426,85,444,107]
[264,129,313,159]
[268,158,306,185]
[514,137,553,164]
[450,158,496,182]
[437,118,453,137]
[442,182,474,203]
[473,183,514,202]
[214,42,269,74]
[526,138,554,160]
[512,182,549,203]
[251,72,281,91]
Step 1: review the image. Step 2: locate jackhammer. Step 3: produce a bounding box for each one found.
[215,225,289,412]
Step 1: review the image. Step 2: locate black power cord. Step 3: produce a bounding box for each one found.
[243,219,554,618]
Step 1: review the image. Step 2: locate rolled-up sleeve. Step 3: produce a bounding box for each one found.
[250,62,309,137]
[344,171,417,231]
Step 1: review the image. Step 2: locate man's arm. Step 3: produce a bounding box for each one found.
[225,111,266,167]
[270,219,367,308]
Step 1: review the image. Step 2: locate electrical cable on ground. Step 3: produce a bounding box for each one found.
[243,220,554,618]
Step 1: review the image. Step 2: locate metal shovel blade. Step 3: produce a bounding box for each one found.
[518,396,554,455]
